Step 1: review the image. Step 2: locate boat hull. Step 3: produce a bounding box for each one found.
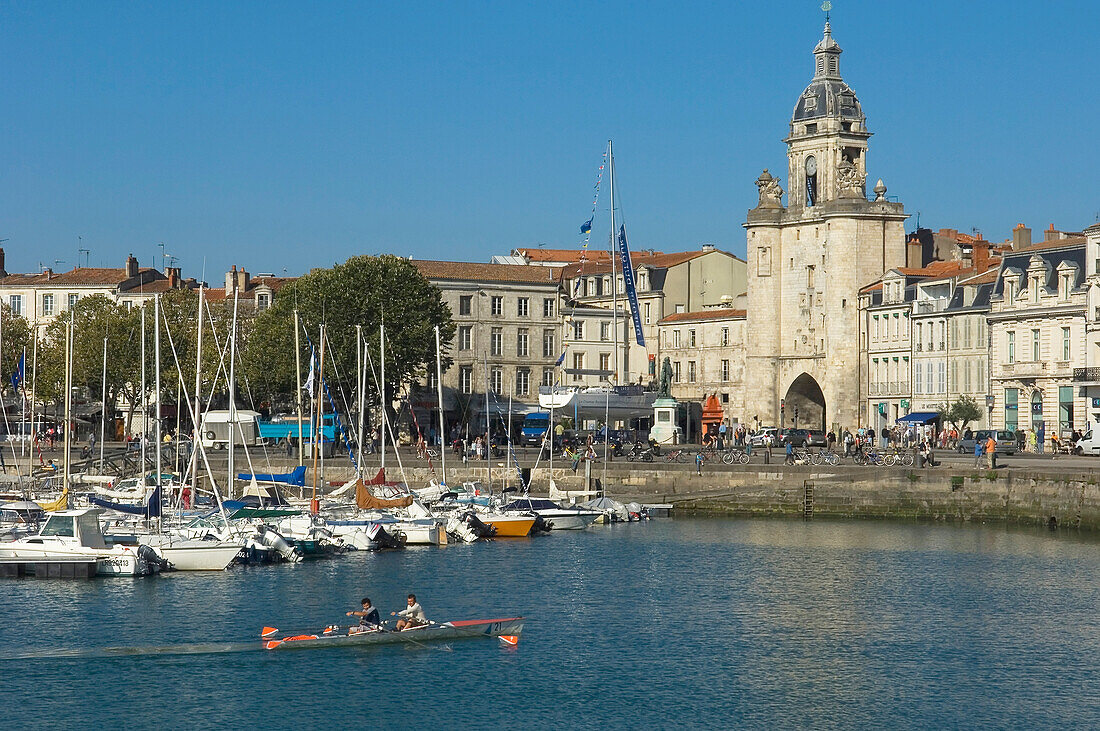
[151,541,242,571]
[538,510,600,530]
[478,515,535,537]
[264,617,524,650]
[0,545,158,576]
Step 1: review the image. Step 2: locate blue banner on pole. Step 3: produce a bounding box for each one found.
[617,225,645,347]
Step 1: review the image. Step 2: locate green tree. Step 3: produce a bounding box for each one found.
[36,296,143,434]
[943,395,983,431]
[242,255,454,417]
[0,304,34,397]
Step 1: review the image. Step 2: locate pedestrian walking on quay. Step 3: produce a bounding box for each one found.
[973,439,984,468]
[695,451,704,475]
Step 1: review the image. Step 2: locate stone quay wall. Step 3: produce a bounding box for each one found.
[265,457,1100,531]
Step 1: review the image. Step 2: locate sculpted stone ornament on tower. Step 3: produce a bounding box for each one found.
[836,160,866,198]
[754,169,785,209]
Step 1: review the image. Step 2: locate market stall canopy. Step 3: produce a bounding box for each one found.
[897,412,939,425]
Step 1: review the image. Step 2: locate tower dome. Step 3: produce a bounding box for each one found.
[791,21,864,125]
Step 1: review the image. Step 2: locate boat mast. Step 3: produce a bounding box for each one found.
[99,336,107,469]
[380,318,386,471]
[294,308,304,467]
[434,324,447,485]
[356,324,364,475]
[191,286,203,495]
[319,325,326,490]
[484,350,491,490]
[312,324,325,510]
[227,287,239,499]
[154,295,163,507]
[29,342,35,460]
[609,139,618,384]
[62,312,73,503]
[140,305,147,477]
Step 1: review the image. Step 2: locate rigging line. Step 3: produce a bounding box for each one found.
[318,325,358,442]
[299,325,359,476]
[559,147,610,371]
[362,333,413,490]
[158,301,231,525]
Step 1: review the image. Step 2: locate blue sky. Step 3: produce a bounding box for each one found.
[1,1,1097,279]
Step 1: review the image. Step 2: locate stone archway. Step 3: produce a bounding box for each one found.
[784,373,826,430]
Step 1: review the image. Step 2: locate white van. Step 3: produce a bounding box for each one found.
[1073,422,1100,455]
[199,410,260,450]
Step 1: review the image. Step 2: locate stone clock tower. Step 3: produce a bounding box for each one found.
[742,20,908,432]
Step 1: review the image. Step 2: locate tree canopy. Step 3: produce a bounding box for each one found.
[242,255,454,412]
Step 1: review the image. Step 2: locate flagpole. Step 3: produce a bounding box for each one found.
[28,343,34,459]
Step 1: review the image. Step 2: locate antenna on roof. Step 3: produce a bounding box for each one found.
[971,227,982,239]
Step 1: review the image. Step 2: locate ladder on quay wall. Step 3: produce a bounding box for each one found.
[803,480,814,520]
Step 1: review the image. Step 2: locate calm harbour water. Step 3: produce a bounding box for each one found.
[2,517,1100,729]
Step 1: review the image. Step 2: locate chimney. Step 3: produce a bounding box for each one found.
[44,268,53,280]
[972,240,992,272]
[701,243,716,253]
[1012,224,1031,250]
[0,247,6,277]
[237,267,249,292]
[1043,223,1064,242]
[226,265,237,291]
[125,254,139,278]
[167,267,180,288]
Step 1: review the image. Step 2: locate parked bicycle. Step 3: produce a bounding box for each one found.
[665,449,688,463]
[721,448,750,465]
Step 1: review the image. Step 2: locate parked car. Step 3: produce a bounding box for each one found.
[956,430,1018,455]
[780,428,811,447]
[805,429,827,447]
[748,427,779,447]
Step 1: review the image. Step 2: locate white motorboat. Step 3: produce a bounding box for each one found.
[0,508,165,576]
[137,535,243,571]
[499,498,602,530]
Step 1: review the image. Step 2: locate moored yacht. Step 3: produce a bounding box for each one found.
[0,508,165,576]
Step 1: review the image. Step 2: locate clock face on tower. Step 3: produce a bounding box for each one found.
[805,155,817,176]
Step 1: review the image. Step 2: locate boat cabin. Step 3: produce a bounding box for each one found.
[28,508,109,549]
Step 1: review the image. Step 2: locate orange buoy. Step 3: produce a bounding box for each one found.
[498,635,519,646]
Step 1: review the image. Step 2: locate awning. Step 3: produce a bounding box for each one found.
[897,411,940,425]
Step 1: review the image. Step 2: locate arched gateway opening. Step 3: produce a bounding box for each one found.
[784,373,826,431]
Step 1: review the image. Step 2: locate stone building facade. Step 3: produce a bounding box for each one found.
[988,237,1087,438]
[743,21,908,432]
[560,246,746,386]
[411,260,564,423]
[656,308,746,433]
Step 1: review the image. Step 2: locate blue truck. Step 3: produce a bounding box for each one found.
[520,412,551,447]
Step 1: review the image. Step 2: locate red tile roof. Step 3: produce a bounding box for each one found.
[658,307,746,324]
[516,248,623,264]
[412,260,563,285]
[959,269,999,285]
[0,267,162,287]
[562,249,740,277]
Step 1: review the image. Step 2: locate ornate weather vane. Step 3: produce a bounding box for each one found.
[822,1,832,22]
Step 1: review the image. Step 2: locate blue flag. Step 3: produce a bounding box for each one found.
[580,218,592,235]
[555,352,566,367]
[617,225,646,347]
[10,353,24,391]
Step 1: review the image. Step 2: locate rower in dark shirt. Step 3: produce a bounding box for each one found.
[346,597,381,632]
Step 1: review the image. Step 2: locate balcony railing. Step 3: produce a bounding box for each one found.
[868,382,907,396]
[1074,367,1100,382]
